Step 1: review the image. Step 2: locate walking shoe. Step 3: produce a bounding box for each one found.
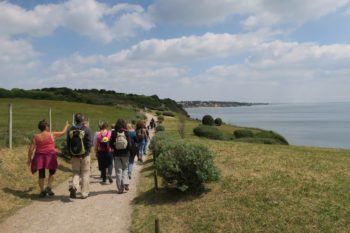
[108,176,113,184]
[45,187,55,196]
[81,195,89,199]
[69,187,76,199]
[128,175,132,180]
[39,190,47,198]
[124,184,129,191]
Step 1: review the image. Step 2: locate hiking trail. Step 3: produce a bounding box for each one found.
[0,113,156,233]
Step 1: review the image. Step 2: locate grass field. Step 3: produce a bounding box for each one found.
[132,116,350,232]
[0,98,143,148]
[0,98,141,221]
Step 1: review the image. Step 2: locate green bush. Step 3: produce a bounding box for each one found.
[157,115,164,123]
[254,130,289,145]
[193,125,223,140]
[150,132,174,159]
[163,111,175,117]
[202,115,214,126]
[155,142,219,191]
[156,125,165,132]
[234,129,254,138]
[214,118,223,126]
[155,111,163,116]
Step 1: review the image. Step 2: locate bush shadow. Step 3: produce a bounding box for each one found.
[132,186,211,206]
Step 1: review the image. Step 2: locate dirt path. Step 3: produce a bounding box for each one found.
[0,113,156,233]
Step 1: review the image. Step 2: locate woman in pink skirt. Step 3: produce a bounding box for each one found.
[27,119,69,197]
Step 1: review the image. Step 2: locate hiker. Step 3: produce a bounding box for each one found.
[93,123,103,178]
[94,122,113,184]
[150,118,156,129]
[127,123,138,180]
[135,120,147,162]
[110,119,132,193]
[67,113,92,199]
[143,125,150,156]
[27,119,69,197]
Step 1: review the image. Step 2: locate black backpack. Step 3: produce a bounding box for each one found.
[69,128,86,156]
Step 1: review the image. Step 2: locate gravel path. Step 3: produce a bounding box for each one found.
[0,113,156,233]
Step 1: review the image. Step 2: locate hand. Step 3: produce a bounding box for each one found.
[65,121,69,127]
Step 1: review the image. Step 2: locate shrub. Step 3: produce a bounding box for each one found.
[155,111,163,116]
[155,142,219,192]
[157,115,164,123]
[156,125,165,132]
[151,132,174,159]
[214,118,223,126]
[202,115,214,126]
[255,130,289,145]
[234,129,254,138]
[163,111,175,117]
[193,125,223,140]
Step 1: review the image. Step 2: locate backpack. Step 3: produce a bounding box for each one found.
[98,131,110,152]
[69,128,86,156]
[115,131,128,150]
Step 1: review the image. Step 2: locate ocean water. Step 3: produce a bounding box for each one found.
[186,102,350,149]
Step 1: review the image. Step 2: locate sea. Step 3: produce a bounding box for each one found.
[186,102,350,149]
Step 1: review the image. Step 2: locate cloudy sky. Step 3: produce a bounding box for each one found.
[1,0,350,102]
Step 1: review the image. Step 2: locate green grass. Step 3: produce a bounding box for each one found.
[0,98,142,148]
[132,116,350,233]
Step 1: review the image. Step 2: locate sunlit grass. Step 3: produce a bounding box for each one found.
[132,115,350,233]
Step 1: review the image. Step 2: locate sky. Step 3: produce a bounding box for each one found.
[1,0,350,103]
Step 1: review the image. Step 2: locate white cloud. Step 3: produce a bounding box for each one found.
[0,0,154,43]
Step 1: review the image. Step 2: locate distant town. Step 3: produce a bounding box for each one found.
[178,101,269,108]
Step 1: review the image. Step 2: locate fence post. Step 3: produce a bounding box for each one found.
[8,104,12,149]
[49,108,52,132]
[155,216,160,233]
[154,170,159,191]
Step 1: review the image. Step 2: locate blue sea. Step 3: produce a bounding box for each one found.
[186,102,350,149]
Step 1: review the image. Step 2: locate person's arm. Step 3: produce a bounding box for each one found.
[84,128,92,155]
[109,131,116,151]
[53,121,69,138]
[27,137,36,167]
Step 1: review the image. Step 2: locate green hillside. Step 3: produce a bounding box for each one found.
[132,115,350,233]
[0,98,143,148]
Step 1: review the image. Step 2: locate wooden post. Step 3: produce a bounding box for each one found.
[8,104,12,149]
[154,170,159,191]
[155,216,160,233]
[49,108,52,132]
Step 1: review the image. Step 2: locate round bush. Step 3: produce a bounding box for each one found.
[202,115,214,126]
[155,111,163,116]
[234,129,254,138]
[157,115,164,123]
[155,142,219,192]
[214,118,223,126]
[255,130,289,145]
[193,125,223,140]
[156,125,165,132]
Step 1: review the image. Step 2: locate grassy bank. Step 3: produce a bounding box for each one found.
[0,98,143,148]
[132,116,350,232]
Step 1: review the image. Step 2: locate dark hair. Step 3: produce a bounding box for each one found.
[115,118,126,131]
[100,122,108,130]
[136,120,145,129]
[74,113,84,124]
[38,119,49,132]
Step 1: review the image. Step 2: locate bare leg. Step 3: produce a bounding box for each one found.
[48,175,54,188]
[39,178,45,192]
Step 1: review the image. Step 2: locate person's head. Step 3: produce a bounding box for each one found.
[136,120,145,129]
[126,123,134,131]
[74,113,84,124]
[110,123,115,130]
[38,119,49,132]
[115,118,126,131]
[100,122,108,130]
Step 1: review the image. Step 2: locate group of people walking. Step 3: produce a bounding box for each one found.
[27,113,152,198]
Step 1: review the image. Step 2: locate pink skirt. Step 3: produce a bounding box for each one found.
[31,151,58,174]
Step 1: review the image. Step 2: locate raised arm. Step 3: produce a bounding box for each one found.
[27,136,36,167]
[53,121,69,138]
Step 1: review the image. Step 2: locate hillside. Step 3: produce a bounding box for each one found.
[132,115,350,233]
[0,88,187,116]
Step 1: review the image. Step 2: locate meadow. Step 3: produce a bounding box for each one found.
[0,98,143,148]
[132,115,350,233]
